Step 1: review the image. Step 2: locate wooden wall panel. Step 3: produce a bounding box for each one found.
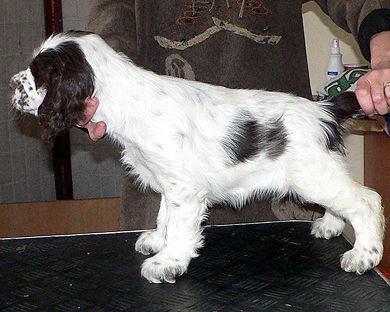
[364,132,390,276]
[0,198,120,238]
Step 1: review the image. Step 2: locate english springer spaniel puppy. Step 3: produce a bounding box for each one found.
[10,31,385,283]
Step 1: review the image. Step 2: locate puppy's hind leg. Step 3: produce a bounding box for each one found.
[294,159,385,274]
[141,186,208,283]
[338,186,385,274]
[311,210,345,239]
[135,195,167,255]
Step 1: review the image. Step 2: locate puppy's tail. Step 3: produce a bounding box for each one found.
[319,92,361,156]
[324,91,361,123]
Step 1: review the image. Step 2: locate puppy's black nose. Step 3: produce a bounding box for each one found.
[9,78,17,91]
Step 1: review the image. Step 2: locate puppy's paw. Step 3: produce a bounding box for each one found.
[311,216,344,239]
[141,253,189,283]
[135,230,165,255]
[340,246,382,275]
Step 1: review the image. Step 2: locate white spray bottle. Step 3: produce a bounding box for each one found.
[327,39,344,80]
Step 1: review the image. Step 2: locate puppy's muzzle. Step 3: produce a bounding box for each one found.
[9,77,18,92]
[10,72,29,109]
[9,68,47,116]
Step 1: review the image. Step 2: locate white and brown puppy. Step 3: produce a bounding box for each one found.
[10,31,385,283]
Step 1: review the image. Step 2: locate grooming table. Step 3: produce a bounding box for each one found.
[1,221,389,311]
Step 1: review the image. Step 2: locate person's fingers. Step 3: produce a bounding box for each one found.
[83,121,107,141]
[356,70,390,115]
[78,97,100,125]
[92,121,107,141]
[355,78,375,116]
[370,80,388,115]
[385,84,390,102]
[83,122,94,139]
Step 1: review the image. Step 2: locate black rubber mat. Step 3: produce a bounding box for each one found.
[0,221,389,312]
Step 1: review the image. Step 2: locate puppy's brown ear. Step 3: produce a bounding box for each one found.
[33,41,95,145]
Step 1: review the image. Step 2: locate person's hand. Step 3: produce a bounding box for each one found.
[81,120,107,141]
[356,31,390,116]
[356,66,390,116]
[76,97,107,141]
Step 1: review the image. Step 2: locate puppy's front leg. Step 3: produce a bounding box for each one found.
[141,188,207,283]
[135,195,167,255]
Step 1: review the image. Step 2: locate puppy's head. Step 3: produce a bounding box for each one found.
[10,32,95,144]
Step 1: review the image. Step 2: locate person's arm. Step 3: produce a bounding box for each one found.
[312,0,390,37]
[312,1,390,115]
[355,9,390,115]
[356,30,390,115]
